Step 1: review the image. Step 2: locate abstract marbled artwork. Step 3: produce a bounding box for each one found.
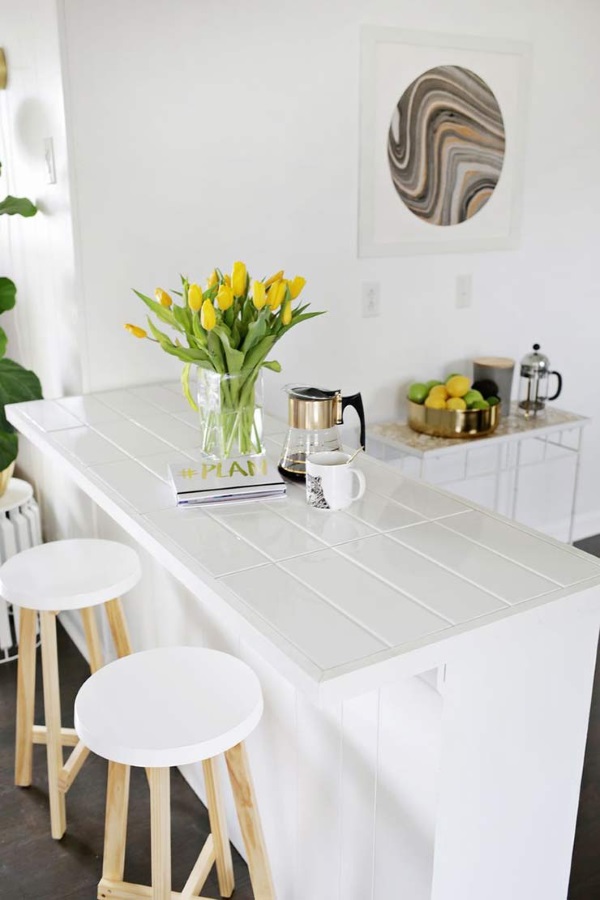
[387,65,506,226]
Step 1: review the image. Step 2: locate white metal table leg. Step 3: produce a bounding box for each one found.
[568,428,584,545]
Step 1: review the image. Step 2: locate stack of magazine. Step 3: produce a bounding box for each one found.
[168,456,286,507]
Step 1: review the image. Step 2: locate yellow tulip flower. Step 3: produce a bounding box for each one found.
[265,269,284,287]
[289,276,306,300]
[188,283,203,311]
[223,274,231,287]
[155,288,172,308]
[201,299,216,331]
[207,269,218,289]
[252,280,267,310]
[231,261,247,297]
[268,280,286,310]
[217,284,234,311]
[282,300,292,326]
[125,324,147,339]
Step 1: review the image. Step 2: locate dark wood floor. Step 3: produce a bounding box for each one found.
[0,623,253,899]
[2,541,600,899]
[569,534,600,900]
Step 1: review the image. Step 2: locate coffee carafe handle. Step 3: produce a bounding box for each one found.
[548,370,563,402]
[341,393,366,450]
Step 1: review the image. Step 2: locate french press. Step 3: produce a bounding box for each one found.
[518,343,563,418]
[278,385,366,481]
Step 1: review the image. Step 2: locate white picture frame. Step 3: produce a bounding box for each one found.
[358,27,532,257]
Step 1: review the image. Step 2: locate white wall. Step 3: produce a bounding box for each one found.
[52,0,600,535]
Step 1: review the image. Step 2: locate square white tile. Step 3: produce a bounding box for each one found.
[358,456,470,519]
[137,450,194,483]
[130,385,190,415]
[91,459,174,513]
[441,511,600,586]
[266,483,375,545]
[51,426,127,466]
[137,413,202,452]
[347,490,425,532]
[146,506,270,576]
[208,506,326,561]
[93,390,162,420]
[57,395,121,425]
[17,399,82,432]
[221,565,385,670]
[93,419,173,457]
[338,534,506,623]
[390,522,557,603]
[281,550,450,647]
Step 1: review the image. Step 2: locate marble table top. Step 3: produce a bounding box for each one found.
[369,403,589,458]
[7,384,600,701]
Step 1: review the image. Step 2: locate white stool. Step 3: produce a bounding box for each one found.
[0,538,141,840]
[75,646,275,900]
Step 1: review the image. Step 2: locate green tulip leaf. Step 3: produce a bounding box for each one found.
[0,196,37,217]
[181,363,198,411]
[133,289,184,332]
[0,327,7,358]
[0,277,16,314]
[0,430,18,470]
[262,359,282,372]
[213,326,244,375]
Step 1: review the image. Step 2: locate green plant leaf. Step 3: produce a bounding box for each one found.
[0,358,43,431]
[172,304,192,333]
[0,196,37,217]
[262,359,281,372]
[181,363,198,411]
[241,311,268,354]
[0,277,16,313]
[242,335,276,373]
[0,327,7,358]
[0,430,18,470]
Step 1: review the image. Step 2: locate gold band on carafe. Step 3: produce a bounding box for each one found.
[288,393,342,431]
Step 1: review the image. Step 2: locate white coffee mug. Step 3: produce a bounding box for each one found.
[306,451,366,510]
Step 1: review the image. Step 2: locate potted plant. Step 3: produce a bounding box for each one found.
[0,160,44,493]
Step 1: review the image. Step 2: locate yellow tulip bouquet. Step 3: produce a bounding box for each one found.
[126,262,324,458]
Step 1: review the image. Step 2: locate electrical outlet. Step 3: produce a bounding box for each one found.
[456,274,472,309]
[362,282,381,318]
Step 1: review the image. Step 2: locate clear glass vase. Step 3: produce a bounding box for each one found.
[197,368,264,460]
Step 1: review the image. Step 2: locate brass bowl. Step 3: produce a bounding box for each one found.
[407,400,501,438]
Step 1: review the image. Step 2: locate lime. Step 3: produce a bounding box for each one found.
[408,383,429,404]
[463,389,484,409]
[425,379,443,391]
[472,399,490,410]
[487,396,500,407]
[446,397,467,411]
[446,375,470,398]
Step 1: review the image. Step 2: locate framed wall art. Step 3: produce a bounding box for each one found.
[358,28,532,256]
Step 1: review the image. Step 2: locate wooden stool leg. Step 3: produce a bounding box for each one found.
[149,767,171,900]
[225,742,275,900]
[15,607,37,787]
[102,761,130,882]
[104,597,133,658]
[203,756,235,897]
[81,605,104,673]
[40,611,66,840]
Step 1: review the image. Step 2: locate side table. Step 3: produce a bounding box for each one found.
[368,404,590,543]
[0,478,42,663]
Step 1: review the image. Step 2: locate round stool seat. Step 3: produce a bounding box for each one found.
[0,539,141,611]
[74,646,263,767]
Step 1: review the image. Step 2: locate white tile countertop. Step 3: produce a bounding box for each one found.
[8,383,600,702]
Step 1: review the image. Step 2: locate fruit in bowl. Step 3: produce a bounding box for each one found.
[406,373,501,438]
[408,374,500,409]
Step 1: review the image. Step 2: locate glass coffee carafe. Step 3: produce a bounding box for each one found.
[518,344,563,419]
[278,385,366,481]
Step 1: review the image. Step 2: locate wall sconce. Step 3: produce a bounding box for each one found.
[0,49,6,89]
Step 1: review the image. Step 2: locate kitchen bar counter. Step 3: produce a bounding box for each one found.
[8,383,600,900]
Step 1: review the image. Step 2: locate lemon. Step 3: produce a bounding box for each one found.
[428,385,449,401]
[425,395,447,410]
[408,383,428,404]
[446,375,470,398]
[446,397,467,411]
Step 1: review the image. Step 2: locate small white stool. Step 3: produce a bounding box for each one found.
[75,646,275,900]
[0,538,141,840]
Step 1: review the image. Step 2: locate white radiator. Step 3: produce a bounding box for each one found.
[0,479,42,663]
